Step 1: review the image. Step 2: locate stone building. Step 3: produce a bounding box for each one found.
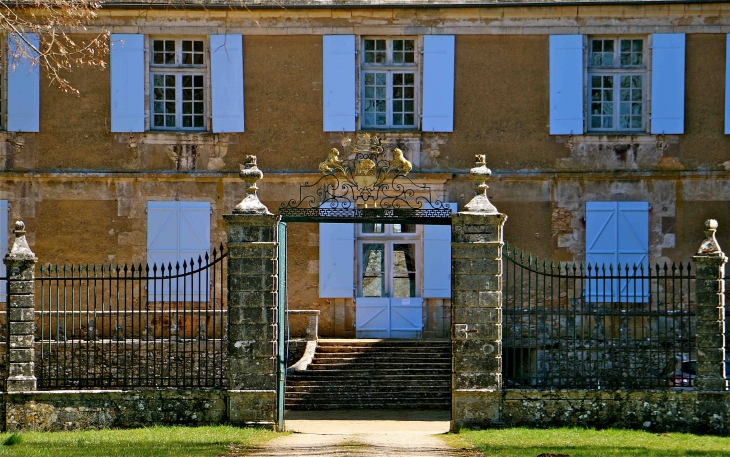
[1,0,729,339]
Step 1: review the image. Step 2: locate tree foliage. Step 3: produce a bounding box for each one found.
[3,0,109,94]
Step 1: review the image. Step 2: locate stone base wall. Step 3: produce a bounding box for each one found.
[454,389,730,435]
[4,390,226,431]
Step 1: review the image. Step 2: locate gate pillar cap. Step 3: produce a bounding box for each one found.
[233,155,272,215]
[464,155,498,214]
[5,221,37,263]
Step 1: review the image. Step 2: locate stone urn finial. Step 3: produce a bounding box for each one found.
[463,154,498,213]
[696,219,723,256]
[7,221,36,260]
[233,155,271,215]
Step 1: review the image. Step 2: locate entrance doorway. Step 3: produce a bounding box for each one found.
[357,223,422,338]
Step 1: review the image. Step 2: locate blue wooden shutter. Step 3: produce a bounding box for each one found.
[7,34,40,132]
[549,35,584,135]
[651,34,685,134]
[147,201,180,270]
[0,200,7,302]
[586,201,649,302]
[319,222,355,298]
[422,35,455,132]
[211,34,245,133]
[423,202,457,298]
[111,34,145,133]
[617,202,649,302]
[586,201,618,302]
[323,35,356,132]
[179,202,211,301]
[725,35,730,134]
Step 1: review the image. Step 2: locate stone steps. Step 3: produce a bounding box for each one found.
[286,339,451,410]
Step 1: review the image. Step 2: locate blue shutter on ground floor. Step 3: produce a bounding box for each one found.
[7,34,40,132]
[111,34,145,133]
[422,202,457,298]
[147,201,211,301]
[549,35,584,135]
[211,34,245,133]
[422,35,455,132]
[651,34,685,134]
[323,35,356,132]
[586,201,649,302]
[319,222,355,298]
[0,200,7,302]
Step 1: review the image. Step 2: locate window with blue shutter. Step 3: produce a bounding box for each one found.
[211,34,245,133]
[0,200,7,302]
[423,202,456,298]
[7,34,40,132]
[586,201,649,302]
[651,34,685,134]
[323,35,356,132]
[549,35,584,135]
[111,34,145,133]
[319,222,355,298]
[422,36,455,133]
[147,201,211,301]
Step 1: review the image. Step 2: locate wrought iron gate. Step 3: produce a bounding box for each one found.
[503,243,695,390]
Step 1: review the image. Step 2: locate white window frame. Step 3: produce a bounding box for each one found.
[356,223,421,298]
[147,36,210,132]
[359,37,420,131]
[586,35,649,133]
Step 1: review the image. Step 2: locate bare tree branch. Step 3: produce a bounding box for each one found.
[4,0,109,94]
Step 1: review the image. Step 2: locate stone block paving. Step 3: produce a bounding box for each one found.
[236,410,476,457]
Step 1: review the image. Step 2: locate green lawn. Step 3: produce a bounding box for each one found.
[0,426,280,457]
[446,427,730,457]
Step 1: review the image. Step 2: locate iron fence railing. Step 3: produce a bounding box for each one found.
[503,244,695,390]
[35,246,228,390]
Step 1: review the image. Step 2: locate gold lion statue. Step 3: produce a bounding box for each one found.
[319,148,343,174]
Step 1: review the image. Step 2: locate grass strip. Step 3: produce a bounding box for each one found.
[445,427,730,457]
[0,425,280,457]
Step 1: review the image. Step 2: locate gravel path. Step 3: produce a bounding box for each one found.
[239,410,474,457]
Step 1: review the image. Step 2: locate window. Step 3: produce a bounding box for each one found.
[361,38,418,129]
[358,223,419,298]
[150,38,207,131]
[588,37,646,132]
[550,34,684,136]
[323,35,454,133]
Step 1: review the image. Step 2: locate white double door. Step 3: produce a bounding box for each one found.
[355,236,423,339]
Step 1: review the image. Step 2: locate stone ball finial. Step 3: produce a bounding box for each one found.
[6,220,36,260]
[13,221,25,236]
[697,219,723,256]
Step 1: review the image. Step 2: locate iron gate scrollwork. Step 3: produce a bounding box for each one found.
[279,134,453,224]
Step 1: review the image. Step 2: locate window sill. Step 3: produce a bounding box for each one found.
[556,133,677,148]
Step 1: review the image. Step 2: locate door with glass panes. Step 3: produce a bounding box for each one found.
[356,223,423,338]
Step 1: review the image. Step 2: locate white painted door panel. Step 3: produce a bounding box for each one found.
[390,297,423,338]
[356,297,389,338]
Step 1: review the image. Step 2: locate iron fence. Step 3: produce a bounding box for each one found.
[503,244,695,390]
[36,246,228,390]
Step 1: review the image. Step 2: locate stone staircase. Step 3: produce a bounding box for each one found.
[286,339,451,410]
